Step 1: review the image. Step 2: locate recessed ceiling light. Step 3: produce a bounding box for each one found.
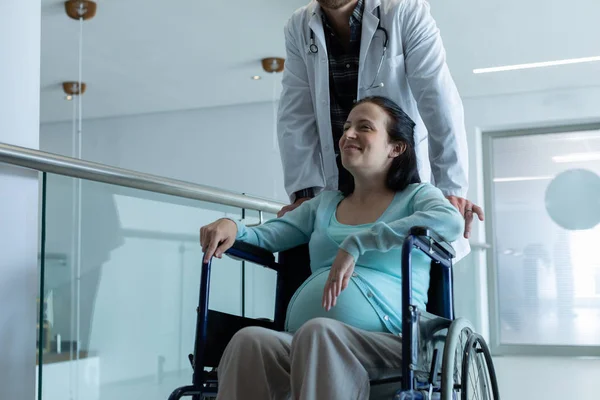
[552,152,600,163]
[473,55,600,74]
[65,95,73,101]
[251,75,261,80]
[493,176,553,183]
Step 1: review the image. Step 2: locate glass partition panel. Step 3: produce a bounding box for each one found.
[453,248,488,337]
[243,210,279,321]
[38,173,242,400]
[487,128,600,349]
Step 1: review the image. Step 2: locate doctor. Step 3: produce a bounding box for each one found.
[276,0,483,239]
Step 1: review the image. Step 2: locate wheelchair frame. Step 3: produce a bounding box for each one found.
[168,226,496,400]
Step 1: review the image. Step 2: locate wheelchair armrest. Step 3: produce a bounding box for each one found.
[401,227,456,380]
[225,241,282,271]
[408,226,455,259]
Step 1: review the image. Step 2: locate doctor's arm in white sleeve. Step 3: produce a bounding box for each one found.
[277,21,325,203]
[398,0,484,237]
[399,0,468,198]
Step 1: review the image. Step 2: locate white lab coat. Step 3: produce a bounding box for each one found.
[277,0,471,258]
[278,0,468,199]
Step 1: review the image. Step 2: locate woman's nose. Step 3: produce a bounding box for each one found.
[344,127,357,139]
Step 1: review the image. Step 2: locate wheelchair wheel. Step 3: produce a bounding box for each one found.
[461,333,499,400]
[440,317,474,400]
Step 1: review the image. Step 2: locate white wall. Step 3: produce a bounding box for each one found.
[0,2,41,400]
[462,85,600,400]
[41,101,287,201]
[493,356,600,399]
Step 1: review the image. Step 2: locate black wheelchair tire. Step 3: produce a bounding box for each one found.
[461,333,500,400]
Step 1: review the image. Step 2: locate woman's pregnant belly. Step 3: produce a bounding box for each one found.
[285,268,388,333]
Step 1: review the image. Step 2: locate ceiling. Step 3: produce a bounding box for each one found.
[40,0,600,123]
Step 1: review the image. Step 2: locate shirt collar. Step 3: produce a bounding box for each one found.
[321,0,365,30]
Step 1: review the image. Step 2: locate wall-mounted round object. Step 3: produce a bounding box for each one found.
[261,57,285,73]
[62,81,87,96]
[65,0,97,21]
[545,168,600,230]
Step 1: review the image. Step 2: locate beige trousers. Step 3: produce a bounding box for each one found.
[216,317,403,400]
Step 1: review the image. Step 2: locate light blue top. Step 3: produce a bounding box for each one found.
[233,183,464,335]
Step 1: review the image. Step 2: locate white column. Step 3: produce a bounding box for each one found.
[0,1,41,399]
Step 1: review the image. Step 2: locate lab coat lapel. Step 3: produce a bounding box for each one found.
[359,0,381,90]
[308,3,327,56]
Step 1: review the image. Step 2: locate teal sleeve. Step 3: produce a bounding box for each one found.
[232,195,320,253]
[340,184,464,260]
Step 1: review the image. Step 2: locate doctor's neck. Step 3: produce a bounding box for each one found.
[318,0,358,30]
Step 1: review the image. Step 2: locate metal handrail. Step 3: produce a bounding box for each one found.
[0,141,492,249]
[0,142,285,214]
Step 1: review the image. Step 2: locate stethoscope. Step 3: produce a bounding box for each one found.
[309,6,389,90]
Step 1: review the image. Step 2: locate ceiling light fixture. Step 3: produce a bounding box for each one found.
[493,176,553,183]
[65,0,97,20]
[251,75,261,80]
[62,81,87,95]
[62,81,87,100]
[473,55,600,74]
[552,152,600,163]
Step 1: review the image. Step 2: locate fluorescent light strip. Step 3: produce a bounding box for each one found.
[552,152,600,163]
[473,56,600,74]
[493,176,553,183]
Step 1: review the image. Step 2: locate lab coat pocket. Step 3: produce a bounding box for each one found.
[387,54,406,70]
[377,54,406,89]
[362,54,406,97]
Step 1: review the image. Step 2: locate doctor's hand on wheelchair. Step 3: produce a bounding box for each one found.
[200,218,238,264]
[445,195,484,239]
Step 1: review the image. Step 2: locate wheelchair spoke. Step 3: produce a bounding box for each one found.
[440,318,499,400]
[477,350,492,400]
[456,328,469,387]
[462,334,500,400]
[469,360,483,400]
[447,325,471,399]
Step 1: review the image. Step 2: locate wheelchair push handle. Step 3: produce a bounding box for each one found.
[407,226,455,260]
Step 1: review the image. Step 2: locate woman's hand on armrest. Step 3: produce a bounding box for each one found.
[199,218,238,263]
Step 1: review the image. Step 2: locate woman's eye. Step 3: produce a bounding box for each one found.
[361,125,371,131]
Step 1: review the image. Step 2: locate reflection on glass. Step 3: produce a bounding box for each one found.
[38,173,243,400]
[452,250,482,330]
[491,129,600,346]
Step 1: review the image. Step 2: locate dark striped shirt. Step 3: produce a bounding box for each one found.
[322,0,364,155]
[294,1,365,199]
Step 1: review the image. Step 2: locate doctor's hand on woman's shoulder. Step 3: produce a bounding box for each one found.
[199,219,238,263]
[277,197,311,218]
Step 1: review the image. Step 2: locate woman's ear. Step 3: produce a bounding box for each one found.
[390,142,407,158]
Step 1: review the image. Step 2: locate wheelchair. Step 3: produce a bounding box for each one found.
[168,226,499,400]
